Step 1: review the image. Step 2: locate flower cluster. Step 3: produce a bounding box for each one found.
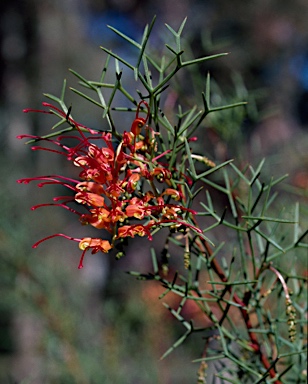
[18,101,199,268]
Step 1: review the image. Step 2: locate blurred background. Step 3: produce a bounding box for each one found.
[1,0,307,383]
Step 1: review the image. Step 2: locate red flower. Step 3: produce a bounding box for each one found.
[80,208,112,230]
[78,238,112,269]
[118,224,152,239]
[75,191,106,207]
[125,198,147,219]
[162,188,182,201]
[18,101,199,268]
[79,237,112,253]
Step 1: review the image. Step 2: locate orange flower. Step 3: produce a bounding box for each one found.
[125,204,145,219]
[151,167,172,182]
[75,191,105,207]
[18,101,198,269]
[162,188,181,201]
[80,207,111,230]
[131,117,146,136]
[88,144,114,164]
[126,173,140,192]
[105,183,125,199]
[118,225,147,238]
[125,197,147,219]
[162,206,181,220]
[78,237,113,269]
[79,237,112,253]
[76,181,105,195]
[110,205,126,223]
[78,167,109,184]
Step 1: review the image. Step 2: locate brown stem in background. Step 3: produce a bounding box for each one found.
[196,238,282,384]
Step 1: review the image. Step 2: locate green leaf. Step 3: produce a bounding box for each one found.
[223,168,238,218]
[165,44,181,56]
[192,353,225,363]
[160,329,191,360]
[254,228,284,252]
[293,202,300,243]
[60,79,66,101]
[177,17,187,36]
[242,216,296,224]
[249,158,265,186]
[160,303,192,359]
[199,177,228,194]
[69,88,105,109]
[230,162,250,184]
[178,107,203,136]
[100,54,111,83]
[141,55,152,88]
[197,159,233,181]
[150,248,158,274]
[43,92,68,113]
[182,52,229,68]
[107,25,141,49]
[206,190,214,211]
[164,23,178,37]
[69,69,97,90]
[135,16,157,77]
[208,101,248,113]
[206,242,225,264]
[184,138,197,178]
[158,113,175,135]
[100,47,135,71]
[205,72,211,111]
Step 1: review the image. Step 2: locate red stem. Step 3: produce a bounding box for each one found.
[199,239,282,383]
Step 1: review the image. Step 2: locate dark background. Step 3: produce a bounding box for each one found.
[0,1,307,383]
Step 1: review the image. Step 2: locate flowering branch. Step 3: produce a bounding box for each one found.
[17,17,307,383]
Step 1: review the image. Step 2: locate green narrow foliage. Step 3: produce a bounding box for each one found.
[242,216,296,224]
[23,17,307,383]
[100,47,135,70]
[182,52,229,68]
[60,78,66,100]
[184,138,197,178]
[223,168,238,219]
[69,88,105,109]
[150,248,159,275]
[44,92,67,112]
[107,25,141,49]
[69,69,97,90]
[249,158,266,186]
[293,202,300,243]
[135,16,157,79]
[197,159,233,181]
[100,54,111,83]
